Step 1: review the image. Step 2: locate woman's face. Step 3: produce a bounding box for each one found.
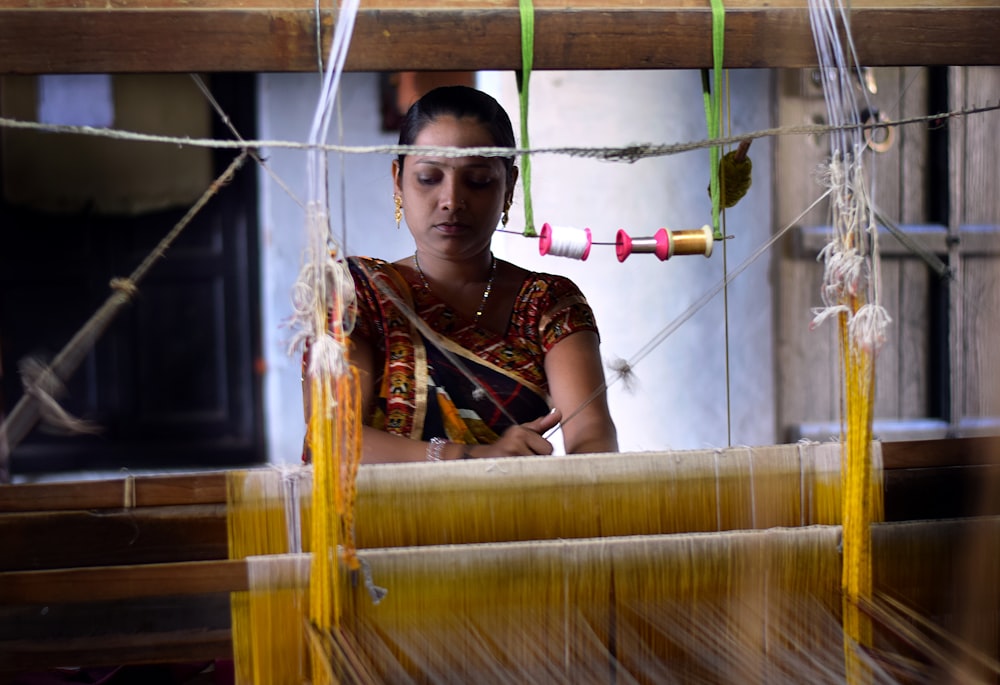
[393,115,514,260]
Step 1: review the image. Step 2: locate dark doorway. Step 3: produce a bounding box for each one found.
[0,74,264,478]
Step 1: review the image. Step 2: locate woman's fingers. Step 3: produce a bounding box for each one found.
[523,408,562,435]
[492,408,561,456]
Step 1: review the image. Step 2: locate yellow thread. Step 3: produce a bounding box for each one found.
[840,296,881,684]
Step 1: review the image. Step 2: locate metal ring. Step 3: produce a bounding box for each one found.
[863,110,895,154]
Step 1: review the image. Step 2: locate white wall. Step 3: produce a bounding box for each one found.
[257,69,775,463]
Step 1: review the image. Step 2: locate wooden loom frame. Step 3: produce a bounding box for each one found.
[0,0,998,75]
[1,0,999,679]
[2,437,999,673]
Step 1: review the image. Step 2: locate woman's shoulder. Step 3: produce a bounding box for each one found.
[513,266,587,299]
[349,256,408,284]
[348,255,391,272]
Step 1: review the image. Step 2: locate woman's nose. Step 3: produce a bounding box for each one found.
[439,177,465,210]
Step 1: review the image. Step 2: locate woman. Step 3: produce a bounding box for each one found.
[350,85,617,463]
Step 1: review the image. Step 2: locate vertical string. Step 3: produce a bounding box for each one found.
[700,0,731,444]
[516,0,537,237]
[721,69,733,447]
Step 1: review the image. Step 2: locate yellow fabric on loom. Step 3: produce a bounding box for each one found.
[351,444,880,550]
[331,526,890,683]
[232,518,1000,683]
[226,442,884,684]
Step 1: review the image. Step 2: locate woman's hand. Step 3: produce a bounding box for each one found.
[466,409,563,458]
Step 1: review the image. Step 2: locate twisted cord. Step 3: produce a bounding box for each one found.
[1,102,995,162]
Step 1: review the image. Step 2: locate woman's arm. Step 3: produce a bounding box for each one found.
[348,334,427,463]
[352,327,563,462]
[544,330,618,454]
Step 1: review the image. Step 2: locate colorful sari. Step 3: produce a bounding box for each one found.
[348,256,598,445]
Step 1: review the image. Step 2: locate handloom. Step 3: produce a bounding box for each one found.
[2,439,998,683]
[0,0,997,683]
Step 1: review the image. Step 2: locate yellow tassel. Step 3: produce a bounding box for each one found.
[840,298,879,684]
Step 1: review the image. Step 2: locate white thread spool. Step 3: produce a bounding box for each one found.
[539,223,593,260]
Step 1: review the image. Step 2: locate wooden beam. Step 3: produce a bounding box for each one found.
[1,438,994,517]
[0,629,233,672]
[0,471,229,513]
[0,559,248,605]
[1,505,229,572]
[0,1,997,75]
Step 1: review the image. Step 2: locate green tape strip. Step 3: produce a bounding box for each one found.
[702,0,725,240]
[517,0,536,237]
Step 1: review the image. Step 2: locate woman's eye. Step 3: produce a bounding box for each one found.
[416,176,438,185]
[467,177,494,188]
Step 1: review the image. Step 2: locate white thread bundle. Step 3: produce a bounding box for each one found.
[539,222,593,260]
[287,0,361,378]
[807,0,891,352]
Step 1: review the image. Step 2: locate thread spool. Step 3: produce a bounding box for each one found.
[615,225,714,262]
[615,229,669,262]
[671,225,714,258]
[539,223,593,260]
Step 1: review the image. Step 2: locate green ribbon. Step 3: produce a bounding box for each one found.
[702,0,725,240]
[516,0,536,237]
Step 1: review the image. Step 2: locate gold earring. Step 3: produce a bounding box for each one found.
[394,195,402,229]
[502,200,511,228]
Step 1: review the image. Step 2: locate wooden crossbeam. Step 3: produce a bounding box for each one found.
[0,629,233,673]
[0,1,998,75]
[1,439,997,581]
[1,518,996,673]
[1,438,995,515]
[0,559,248,605]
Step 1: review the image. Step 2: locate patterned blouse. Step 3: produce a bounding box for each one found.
[349,256,598,443]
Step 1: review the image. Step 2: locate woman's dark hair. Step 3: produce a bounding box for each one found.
[396,85,516,184]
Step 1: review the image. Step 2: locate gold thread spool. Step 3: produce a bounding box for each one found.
[670,225,714,258]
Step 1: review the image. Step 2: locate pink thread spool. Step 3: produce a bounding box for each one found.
[615,225,714,262]
[615,228,670,262]
[539,222,593,260]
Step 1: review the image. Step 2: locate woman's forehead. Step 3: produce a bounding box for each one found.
[413,115,496,148]
[404,115,507,171]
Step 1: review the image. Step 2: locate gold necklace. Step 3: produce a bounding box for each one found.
[413,251,497,321]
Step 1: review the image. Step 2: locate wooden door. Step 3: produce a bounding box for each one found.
[774,66,1000,443]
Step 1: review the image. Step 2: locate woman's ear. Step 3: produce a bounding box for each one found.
[391,159,403,195]
[507,165,519,204]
